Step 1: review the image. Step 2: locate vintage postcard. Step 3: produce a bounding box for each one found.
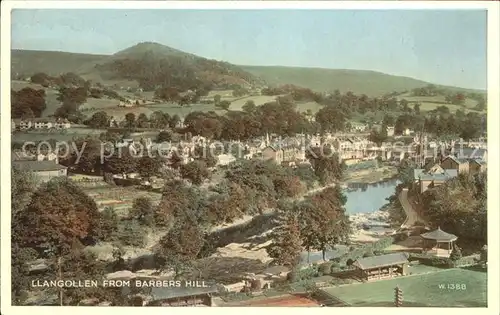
[1,1,499,314]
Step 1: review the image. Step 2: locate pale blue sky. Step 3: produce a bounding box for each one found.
[11,9,487,89]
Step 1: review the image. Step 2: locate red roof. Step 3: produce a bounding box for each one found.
[229,294,320,307]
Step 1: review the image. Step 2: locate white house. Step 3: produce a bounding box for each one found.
[217,154,236,166]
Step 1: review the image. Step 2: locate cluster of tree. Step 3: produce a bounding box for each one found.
[232,86,249,97]
[224,160,306,211]
[30,72,88,88]
[10,170,149,305]
[384,108,485,140]
[411,84,441,97]
[83,110,181,130]
[267,185,351,266]
[444,93,466,105]
[305,146,346,185]
[95,52,256,93]
[11,87,47,118]
[418,173,487,244]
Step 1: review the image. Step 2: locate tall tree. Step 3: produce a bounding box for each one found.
[13,178,101,256]
[267,212,302,267]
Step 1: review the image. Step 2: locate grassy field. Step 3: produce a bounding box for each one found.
[228,95,278,110]
[321,268,487,307]
[295,101,324,115]
[240,65,484,96]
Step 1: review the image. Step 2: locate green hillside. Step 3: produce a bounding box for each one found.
[240,65,484,97]
[11,50,108,77]
[11,43,484,97]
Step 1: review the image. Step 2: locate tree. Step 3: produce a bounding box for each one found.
[137,155,164,180]
[180,160,210,185]
[11,87,47,118]
[169,114,181,129]
[242,100,257,113]
[157,131,173,143]
[155,216,205,277]
[315,106,347,133]
[11,245,38,304]
[11,168,38,216]
[136,113,149,128]
[369,125,389,146]
[413,103,421,115]
[217,100,231,111]
[13,178,100,256]
[98,207,119,241]
[299,187,351,261]
[267,212,302,267]
[125,113,136,129]
[116,219,145,247]
[213,94,221,105]
[154,180,207,227]
[449,245,462,261]
[103,147,138,175]
[30,72,51,85]
[306,146,345,185]
[85,111,110,128]
[130,197,154,226]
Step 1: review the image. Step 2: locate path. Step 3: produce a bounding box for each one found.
[398,188,423,228]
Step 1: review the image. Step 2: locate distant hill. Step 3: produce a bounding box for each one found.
[240,65,484,96]
[12,43,263,91]
[11,43,484,96]
[11,50,108,77]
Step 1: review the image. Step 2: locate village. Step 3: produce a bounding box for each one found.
[12,118,488,307]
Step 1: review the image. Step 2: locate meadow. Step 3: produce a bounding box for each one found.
[321,267,487,307]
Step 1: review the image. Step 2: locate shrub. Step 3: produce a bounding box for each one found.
[346,258,354,266]
[373,250,383,256]
[318,262,333,276]
[363,251,374,258]
[450,245,463,261]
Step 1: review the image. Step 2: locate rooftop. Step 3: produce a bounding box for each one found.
[225,294,321,307]
[414,169,458,181]
[420,227,458,241]
[353,252,409,270]
[12,160,67,172]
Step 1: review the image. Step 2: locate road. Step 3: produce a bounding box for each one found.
[398,188,423,228]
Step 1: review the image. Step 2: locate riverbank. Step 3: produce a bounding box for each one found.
[342,165,398,184]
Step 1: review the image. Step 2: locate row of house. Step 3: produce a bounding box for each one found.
[12,118,71,131]
[413,149,487,194]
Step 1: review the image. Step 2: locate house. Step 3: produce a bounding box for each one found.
[262,146,284,165]
[353,252,409,281]
[351,122,367,133]
[403,128,414,136]
[413,168,458,194]
[217,154,236,166]
[12,118,70,130]
[125,285,219,307]
[12,160,68,183]
[457,148,487,162]
[386,126,395,137]
[440,156,470,174]
[469,159,487,175]
[12,119,32,130]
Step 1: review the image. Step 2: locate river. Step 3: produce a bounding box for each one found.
[299,178,401,264]
[343,178,401,214]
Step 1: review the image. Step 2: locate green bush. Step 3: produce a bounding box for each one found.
[449,245,463,261]
[363,251,374,258]
[318,262,333,276]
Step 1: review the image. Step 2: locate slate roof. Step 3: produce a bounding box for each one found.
[148,285,219,301]
[420,227,458,241]
[353,253,409,270]
[413,169,458,181]
[12,160,67,172]
[457,148,487,159]
[263,265,290,275]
